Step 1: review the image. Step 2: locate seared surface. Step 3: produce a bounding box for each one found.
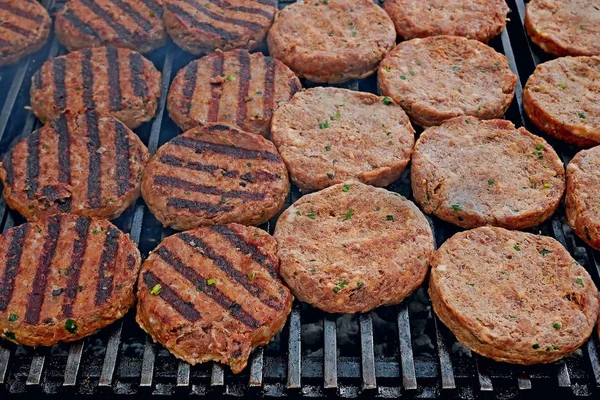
[0,0,51,65]
[136,223,292,373]
[267,0,396,84]
[271,87,414,191]
[142,123,290,230]
[30,46,162,129]
[274,182,434,314]
[430,226,599,364]
[0,110,149,221]
[411,117,565,230]
[0,213,141,347]
[167,49,300,136]
[378,36,516,127]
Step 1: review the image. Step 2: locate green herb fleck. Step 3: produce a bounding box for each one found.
[332,280,348,293]
[553,322,561,330]
[536,144,544,150]
[248,272,256,281]
[356,282,364,290]
[400,75,407,80]
[319,121,329,129]
[92,229,100,235]
[508,315,517,319]
[350,7,354,11]
[295,210,301,216]
[65,319,77,334]
[383,67,391,72]
[342,184,351,192]
[543,183,552,188]
[579,112,586,119]
[452,66,461,71]
[330,112,341,121]
[327,173,334,179]
[382,96,392,105]
[225,74,235,81]
[325,145,332,151]
[343,209,354,221]
[558,83,567,89]
[386,215,394,221]
[8,314,18,322]
[149,284,161,295]
[416,61,422,66]
[576,278,584,286]
[494,62,501,66]
[150,11,156,17]
[246,162,252,167]
[451,204,462,212]
[207,278,217,285]
[466,283,475,287]
[532,343,540,350]
[540,249,552,256]
[375,206,381,211]
[488,179,495,185]
[307,212,317,219]
[322,0,329,3]
[4,332,15,340]
[513,244,521,251]
[184,191,191,196]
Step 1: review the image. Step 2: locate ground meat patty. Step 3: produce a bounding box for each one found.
[525,0,600,57]
[163,0,277,55]
[142,123,289,230]
[55,0,167,54]
[0,0,51,66]
[136,223,292,373]
[523,56,600,148]
[378,36,516,127]
[30,46,162,129]
[267,0,396,84]
[167,49,300,136]
[383,0,509,43]
[0,110,149,221]
[274,182,434,314]
[0,213,141,347]
[271,87,414,192]
[411,117,565,230]
[430,226,599,365]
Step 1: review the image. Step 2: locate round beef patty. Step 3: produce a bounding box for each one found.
[30,46,162,129]
[0,213,142,347]
[523,56,600,148]
[525,0,600,57]
[267,0,396,84]
[430,226,599,365]
[378,36,516,127]
[0,0,51,66]
[411,117,565,230]
[167,49,301,136]
[0,110,149,221]
[136,223,292,373]
[271,87,415,192]
[55,0,167,54]
[142,123,290,230]
[274,182,434,314]
[383,0,509,43]
[163,0,277,54]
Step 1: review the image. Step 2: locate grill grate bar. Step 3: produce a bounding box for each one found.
[474,356,493,392]
[287,306,301,389]
[63,340,85,386]
[211,364,225,386]
[359,313,376,390]
[139,337,156,387]
[586,337,600,387]
[98,321,124,387]
[148,51,174,155]
[518,372,533,390]
[557,363,571,388]
[26,352,46,386]
[323,315,338,389]
[248,348,264,387]
[397,303,417,390]
[177,362,191,387]
[433,316,456,389]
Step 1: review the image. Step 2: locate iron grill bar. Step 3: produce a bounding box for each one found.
[26,352,45,386]
[518,372,533,390]
[177,362,191,387]
[287,306,302,389]
[587,337,600,387]
[397,303,417,390]
[433,316,456,389]
[211,364,225,387]
[474,356,494,392]
[248,348,264,387]
[323,315,338,389]
[359,313,376,390]
[63,340,85,386]
[139,337,156,388]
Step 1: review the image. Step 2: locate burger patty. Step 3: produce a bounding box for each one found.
[271,87,415,192]
[430,226,599,365]
[411,117,565,230]
[523,56,600,148]
[0,213,142,347]
[0,109,149,221]
[136,223,292,373]
[167,49,300,136]
[274,182,434,314]
[30,46,162,129]
[141,123,290,230]
[378,36,517,127]
[163,0,278,55]
[383,0,509,43]
[267,0,396,84]
[0,0,51,66]
[525,0,600,57]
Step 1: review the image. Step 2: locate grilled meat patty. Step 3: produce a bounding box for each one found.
[141,123,290,230]
[0,110,149,221]
[0,0,51,66]
[167,49,301,137]
[55,0,167,54]
[163,0,278,54]
[430,226,599,365]
[136,223,292,373]
[30,46,162,129]
[0,213,141,347]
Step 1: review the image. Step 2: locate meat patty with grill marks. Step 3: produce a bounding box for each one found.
[30,46,161,129]
[0,213,141,347]
[0,0,51,66]
[0,109,149,221]
[136,223,292,373]
[167,49,301,137]
[141,123,290,230]
[55,0,167,54]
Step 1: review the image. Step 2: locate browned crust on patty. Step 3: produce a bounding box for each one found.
[525,0,600,57]
[411,117,565,230]
[274,182,434,314]
[30,46,162,129]
[271,87,415,191]
[141,123,290,230]
[0,213,142,347]
[167,49,301,136]
[523,56,600,148]
[383,0,509,43]
[430,226,599,365]
[267,0,396,84]
[136,223,292,373]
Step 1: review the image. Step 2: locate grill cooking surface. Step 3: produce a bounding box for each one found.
[0,0,599,398]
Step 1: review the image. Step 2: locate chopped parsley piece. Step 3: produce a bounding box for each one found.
[532,343,540,350]
[248,272,256,281]
[319,121,329,129]
[322,0,329,3]
[206,278,217,285]
[332,280,348,293]
[536,144,544,150]
[452,66,461,71]
[307,212,317,219]
[488,179,495,185]
[150,11,156,17]
[327,173,334,179]
[184,190,191,196]
[225,74,235,81]
[65,319,78,334]
[508,315,517,319]
[400,75,407,80]
[91,229,100,235]
[494,62,501,66]
[386,215,394,221]
[330,112,341,121]
[543,183,552,188]
[325,145,332,151]
[383,67,391,72]
[343,209,354,221]
[375,206,381,211]
[342,184,351,192]
[513,244,521,251]
[246,162,252,167]
[349,26,357,37]
[558,83,567,89]
[416,61,422,66]
[553,322,561,330]
[579,112,586,119]
[4,332,15,340]
[8,314,18,322]
[540,249,552,256]
[382,96,392,105]
[534,151,543,159]
[356,282,364,290]
[451,204,462,212]
[296,210,301,216]
[576,278,584,286]
[149,284,161,295]
[465,119,471,124]
[350,7,354,11]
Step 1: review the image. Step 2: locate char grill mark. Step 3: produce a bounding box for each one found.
[155,246,261,329]
[166,198,234,213]
[153,175,266,200]
[1,21,33,38]
[165,3,240,41]
[254,0,277,6]
[139,0,163,17]
[143,271,201,322]
[95,227,121,306]
[114,120,131,196]
[25,131,40,201]
[159,154,219,174]
[181,60,198,117]
[108,0,154,31]
[81,48,96,109]
[106,46,123,112]
[236,50,251,129]
[61,8,101,40]
[79,0,133,43]
[62,216,91,318]
[3,150,14,186]
[263,57,275,120]
[86,110,102,208]
[207,53,224,121]
[0,2,45,23]
[170,135,281,162]
[0,225,28,311]
[52,58,67,110]
[205,0,273,19]
[181,0,264,32]
[54,114,73,212]
[129,52,148,99]
[24,215,62,325]
[0,38,10,48]
[289,77,301,96]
